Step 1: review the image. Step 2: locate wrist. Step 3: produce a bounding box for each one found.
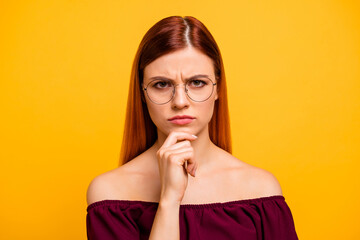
[159,198,181,208]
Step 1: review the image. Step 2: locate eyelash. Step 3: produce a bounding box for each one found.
[154,81,170,88]
[153,80,207,88]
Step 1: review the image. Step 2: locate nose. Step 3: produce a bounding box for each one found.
[171,84,190,109]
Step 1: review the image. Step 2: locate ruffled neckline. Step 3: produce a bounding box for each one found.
[87,195,285,211]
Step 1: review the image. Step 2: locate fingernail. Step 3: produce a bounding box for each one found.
[192,135,198,138]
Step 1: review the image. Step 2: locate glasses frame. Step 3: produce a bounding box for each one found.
[142,77,217,105]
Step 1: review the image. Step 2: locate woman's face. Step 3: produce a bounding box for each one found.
[142,47,218,138]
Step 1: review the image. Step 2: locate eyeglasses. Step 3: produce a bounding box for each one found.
[142,77,217,105]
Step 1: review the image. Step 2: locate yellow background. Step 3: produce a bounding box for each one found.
[1,0,359,239]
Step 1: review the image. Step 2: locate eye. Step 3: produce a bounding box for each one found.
[188,79,207,88]
[152,81,172,89]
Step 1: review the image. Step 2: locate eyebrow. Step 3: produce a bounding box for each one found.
[148,74,211,82]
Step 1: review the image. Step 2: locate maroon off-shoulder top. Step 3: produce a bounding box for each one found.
[86,195,298,240]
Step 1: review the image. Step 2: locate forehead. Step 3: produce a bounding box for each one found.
[143,47,215,82]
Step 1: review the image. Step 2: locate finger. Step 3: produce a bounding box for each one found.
[162,140,192,152]
[162,147,194,163]
[167,150,194,167]
[176,151,196,177]
[162,131,197,149]
[161,146,195,171]
[188,161,198,176]
[157,140,192,162]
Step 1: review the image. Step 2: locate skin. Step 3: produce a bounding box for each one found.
[87,46,283,207]
[86,41,283,240]
[144,46,226,239]
[142,47,222,203]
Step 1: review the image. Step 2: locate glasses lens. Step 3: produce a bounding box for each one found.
[146,80,174,104]
[186,78,214,102]
[145,78,215,104]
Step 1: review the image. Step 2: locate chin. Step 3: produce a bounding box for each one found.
[157,126,195,136]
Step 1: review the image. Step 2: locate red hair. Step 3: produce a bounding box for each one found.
[119,16,232,166]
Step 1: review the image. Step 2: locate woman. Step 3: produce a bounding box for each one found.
[86,16,298,240]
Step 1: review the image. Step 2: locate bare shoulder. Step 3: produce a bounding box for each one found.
[86,150,158,206]
[86,167,127,206]
[241,162,283,197]
[216,149,283,198]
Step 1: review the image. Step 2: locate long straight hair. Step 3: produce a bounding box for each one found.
[119,16,232,166]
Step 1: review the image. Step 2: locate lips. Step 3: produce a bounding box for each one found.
[168,115,195,125]
[168,115,195,121]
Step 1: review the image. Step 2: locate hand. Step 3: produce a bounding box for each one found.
[156,131,198,204]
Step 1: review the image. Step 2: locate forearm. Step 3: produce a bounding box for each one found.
[149,200,180,240]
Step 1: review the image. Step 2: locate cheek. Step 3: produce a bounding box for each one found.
[146,101,164,125]
[198,99,216,123]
